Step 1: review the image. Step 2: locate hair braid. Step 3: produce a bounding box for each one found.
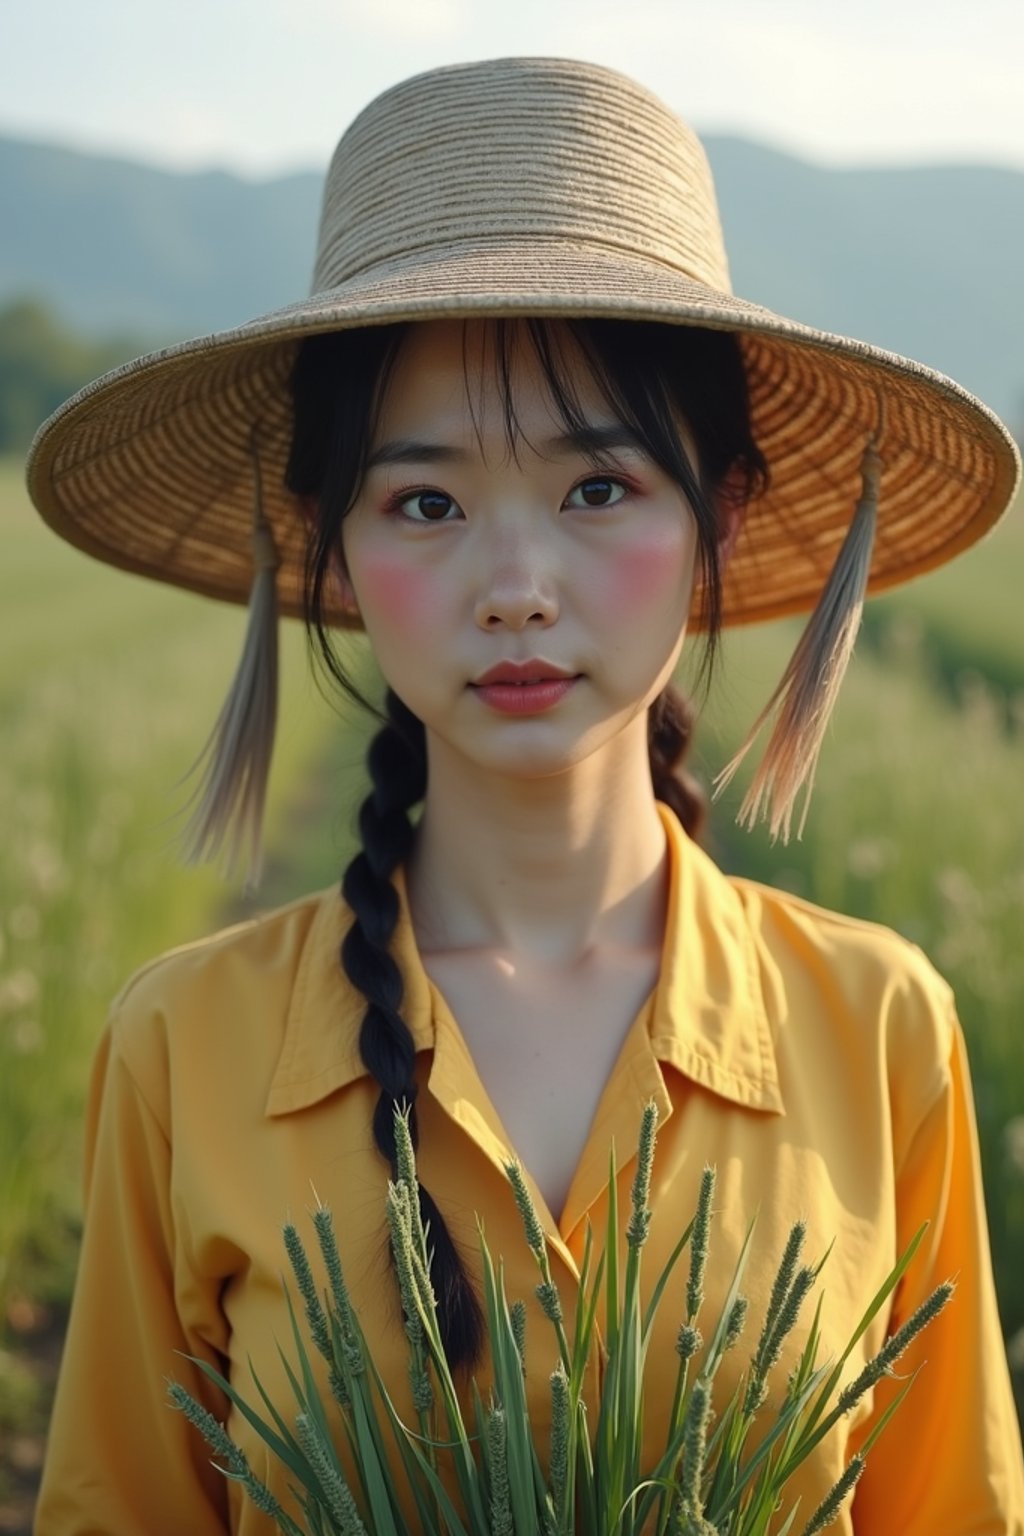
[340,687,486,1375]
[648,683,706,839]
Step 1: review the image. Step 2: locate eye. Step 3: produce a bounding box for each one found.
[564,476,629,510]
[392,489,461,522]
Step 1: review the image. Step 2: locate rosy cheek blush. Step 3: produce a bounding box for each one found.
[594,528,695,613]
[354,552,448,636]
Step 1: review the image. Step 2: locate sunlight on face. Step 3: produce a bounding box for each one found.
[339,319,703,782]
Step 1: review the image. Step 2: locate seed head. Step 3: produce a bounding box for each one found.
[627,1101,659,1249]
[504,1160,546,1254]
[676,1323,703,1361]
[312,1205,354,1325]
[168,1382,287,1520]
[487,1403,514,1536]
[549,1365,571,1525]
[392,1100,419,1192]
[800,1455,865,1534]
[283,1222,331,1363]
[386,1181,424,1349]
[686,1166,716,1321]
[680,1377,712,1514]
[295,1413,368,1534]
[411,1368,434,1414]
[724,1295,749,1352]
[838,1281,955,1413]
[536,1280,564,1325]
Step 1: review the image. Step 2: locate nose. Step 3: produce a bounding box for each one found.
[473,521,560,631]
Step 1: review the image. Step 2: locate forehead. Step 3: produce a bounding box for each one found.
[371,318,613,445]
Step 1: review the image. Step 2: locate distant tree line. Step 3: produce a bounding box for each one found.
[0,299,146,452]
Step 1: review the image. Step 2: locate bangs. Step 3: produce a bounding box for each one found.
[453,319,633,472]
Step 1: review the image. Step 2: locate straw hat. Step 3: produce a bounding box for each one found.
[26,55,1019,626]
[25,56,1021,867]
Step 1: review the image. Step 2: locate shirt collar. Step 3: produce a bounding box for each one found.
[266,802,783,1121]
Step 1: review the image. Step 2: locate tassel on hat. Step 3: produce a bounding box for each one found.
[713,438,882,842]
[178,443,280,886]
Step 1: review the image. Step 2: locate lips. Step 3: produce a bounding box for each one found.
[472,660,578,686]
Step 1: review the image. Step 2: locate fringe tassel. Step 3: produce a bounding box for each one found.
[713,439,881,843]
[178,447,280,885]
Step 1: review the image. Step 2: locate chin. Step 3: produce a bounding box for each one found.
[469,745,586,780]
[459,719,642,781]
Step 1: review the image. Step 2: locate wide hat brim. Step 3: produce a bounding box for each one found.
[26,239,1020,631]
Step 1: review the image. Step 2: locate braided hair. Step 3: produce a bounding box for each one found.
[338,686,488,1362]
[286,317,767,1375]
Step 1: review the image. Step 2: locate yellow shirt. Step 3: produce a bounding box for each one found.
[36,803,1024,1534]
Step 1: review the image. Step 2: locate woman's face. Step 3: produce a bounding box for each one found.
[338,319,713,781]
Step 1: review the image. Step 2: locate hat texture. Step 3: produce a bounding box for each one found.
[26,56,1020,629]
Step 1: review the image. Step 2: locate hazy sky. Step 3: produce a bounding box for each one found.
[3,0,1023,176]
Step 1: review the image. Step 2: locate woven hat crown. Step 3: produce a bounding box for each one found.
[312,58,732,298]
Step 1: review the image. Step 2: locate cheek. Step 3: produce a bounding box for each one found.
[594,525,697,615]
[352,552,449,638]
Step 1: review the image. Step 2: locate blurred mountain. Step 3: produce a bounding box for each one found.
[0,137,319,342]
[707,136,1024,433]
[3,130,1022,426]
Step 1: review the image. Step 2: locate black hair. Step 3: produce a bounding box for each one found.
[286,317,767,1377]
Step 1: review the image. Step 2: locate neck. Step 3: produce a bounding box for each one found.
[405,716,670,966]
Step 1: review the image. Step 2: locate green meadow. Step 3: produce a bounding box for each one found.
[1,457,1022,1498]
[0,457,371,1480]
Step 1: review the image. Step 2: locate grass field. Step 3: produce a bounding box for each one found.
[1,458,1022,1509]
[0,458,388,1515]
[0,458,372,1352]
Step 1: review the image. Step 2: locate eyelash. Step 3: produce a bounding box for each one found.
[382,473,638,524]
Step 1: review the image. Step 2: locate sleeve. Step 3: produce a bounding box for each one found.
[35,1016,232,1535]
[850,1004,1024,1535]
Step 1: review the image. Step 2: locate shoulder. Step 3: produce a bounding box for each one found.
[728,872,957,1129]
[110,886,335,1020]
[730,871,953,1003]
[103,886,343,1120]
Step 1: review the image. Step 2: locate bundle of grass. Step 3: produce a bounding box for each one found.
[170,1102,952,1535]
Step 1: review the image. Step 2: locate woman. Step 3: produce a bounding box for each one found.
[28,56,1024,1534]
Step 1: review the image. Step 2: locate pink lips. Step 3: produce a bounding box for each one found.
[475,660,577,685]
[470,660,580,715]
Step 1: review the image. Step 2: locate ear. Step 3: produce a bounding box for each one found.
[713,466,750,571]
[298,492,361,619]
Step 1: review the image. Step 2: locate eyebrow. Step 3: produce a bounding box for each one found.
[364,423,648,471]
